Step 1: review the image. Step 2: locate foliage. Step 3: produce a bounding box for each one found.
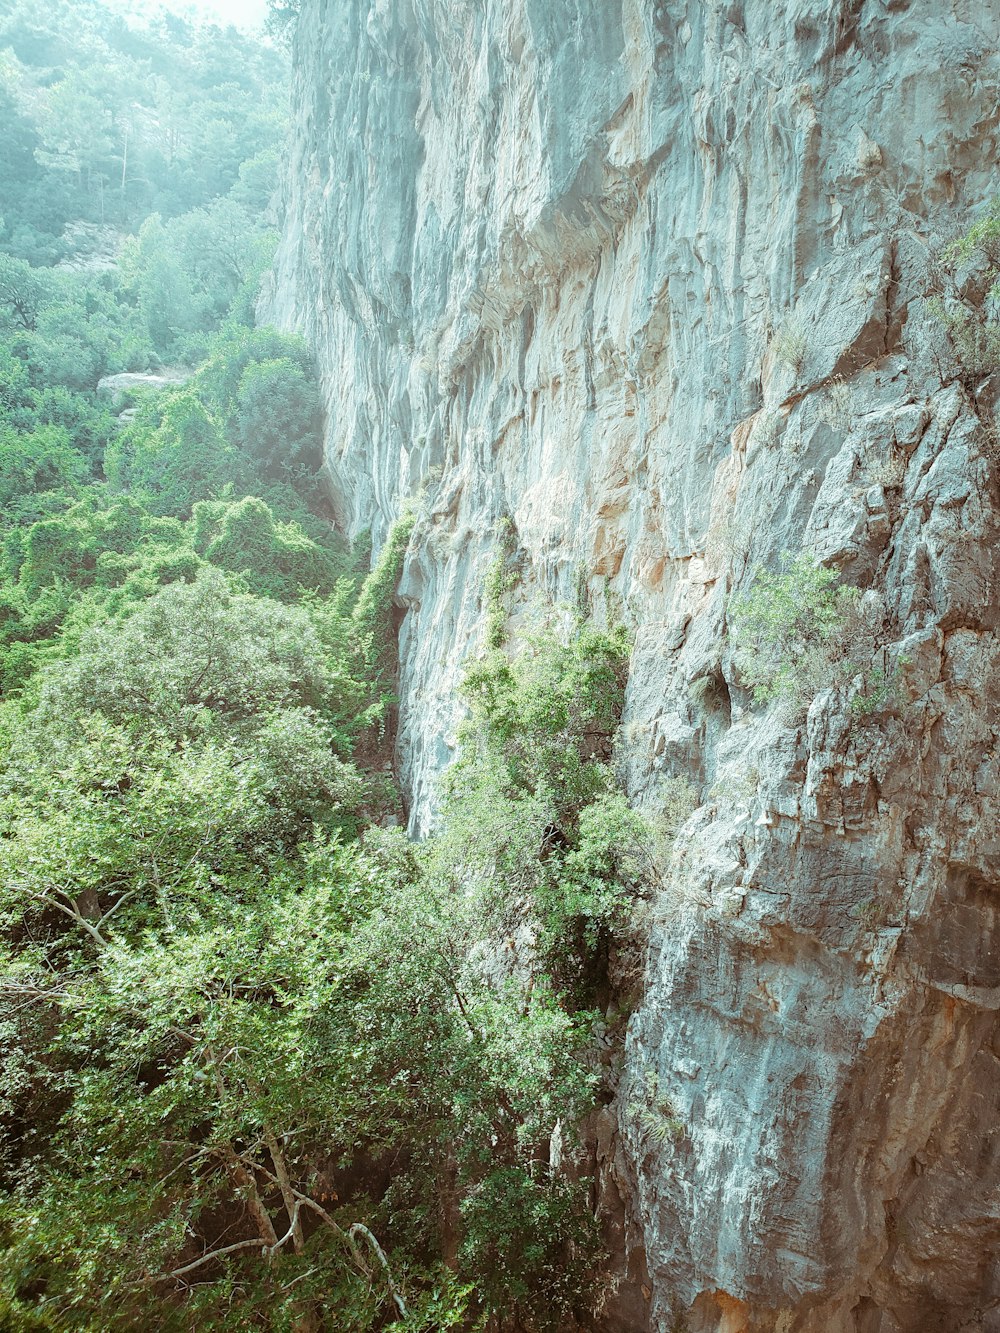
[435,617,647,999]
[943,196,1000,268]
[230,354,323,477]
[771,311,808,373]
[849,657,908,719]
[348,512,415,694]
[0,254,51,331]
[0,421,89,512]
[0,5,629,1327]
[628,1069,685,1150]
[930,196,1000,380]
[484,513,519,649]
[928,295,1000,379]
[119,205,278,362]
[193,495,348,601]
[104,329,325,515]
[0,336,613,1332]
[266,0,302,43]
[729,554,863,708]
[0,0,288,260]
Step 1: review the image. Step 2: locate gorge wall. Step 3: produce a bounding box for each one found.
[263,1,1000,1328]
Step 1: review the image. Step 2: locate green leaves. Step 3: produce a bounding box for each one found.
[231,356,322,477]
[0,254,52,332]
[729,553,863,707]
[440,614,646,999]
[0,62,633,1309]
[0,537,628,1329]
[0,0,289,254]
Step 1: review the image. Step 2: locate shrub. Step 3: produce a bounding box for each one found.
[849,660,907,719]
[231,355,323,478]
[483,514,518,650]
[930,196,1000,380]
[729,553,862,707]
[772,312,808,373]
[435,613,645,1001]
[927,295,1000,379]
[194,495,346,601]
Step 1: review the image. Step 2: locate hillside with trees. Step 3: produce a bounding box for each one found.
[0,4,649,1329]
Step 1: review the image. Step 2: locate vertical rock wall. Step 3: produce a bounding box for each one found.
[263,1,1000,1327]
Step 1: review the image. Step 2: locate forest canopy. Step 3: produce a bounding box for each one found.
[0,0,287,262]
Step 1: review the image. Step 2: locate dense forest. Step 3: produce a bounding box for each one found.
[0,3,660,1328]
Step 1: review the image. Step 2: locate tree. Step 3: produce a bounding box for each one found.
[265,0,301,42]
[0,255,50,332]
[104,389,243,515]
[33,70,117,194]
[0,422,88,512]
[168,197,277,327]
[728,553,864,706]
[119,215,204,359]
[232,355,323,476]
[193,495,346,601]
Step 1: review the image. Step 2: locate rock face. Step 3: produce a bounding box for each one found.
[56,221,123,274]
[96,370,191,407]
[264,2,1000,1328]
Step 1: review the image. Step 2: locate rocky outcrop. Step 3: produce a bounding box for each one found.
[96,370,191,406]
[56,221,122,273]
[264,1,1000,1328]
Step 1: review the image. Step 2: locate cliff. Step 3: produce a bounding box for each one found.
[263,2,1000,1328]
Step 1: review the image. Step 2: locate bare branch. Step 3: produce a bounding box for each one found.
[217,1151,407,1315]
[237,1158,370,1278]
[349,1224,408,1318]
[268,1199,303,1255]
[25,887,110,949]
[163,1237,269,1281]
[97,889,139,926]
[262,1124,305,1252]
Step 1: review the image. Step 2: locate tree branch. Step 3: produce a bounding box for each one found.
[349,1224,408,1318]
[163,1236,270,1281]
[237,1157,402,1306]
[262,1122,305,1252]
[97,888,139,926]
[47,892,110,948]
[268,1199,303,1255]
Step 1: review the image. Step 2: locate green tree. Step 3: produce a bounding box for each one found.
[119,215,204,359]
[0,422,88,512]
[0,255,51,332]
[231,355,323,477]
[194,495,346,601]
[104,388,241,514]
[33,69,118,200]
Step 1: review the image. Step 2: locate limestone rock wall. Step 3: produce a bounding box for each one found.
[263,1,1000,1327]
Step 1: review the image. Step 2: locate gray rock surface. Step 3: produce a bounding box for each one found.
[56,221,123,273]
[96,370,190,407]
[263,1,1000,1328]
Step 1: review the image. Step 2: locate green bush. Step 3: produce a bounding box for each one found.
[0,422,88,512]
[0,5,628,1321]
[729,554,862,707]
[930,196,1000,380]
[435,615,645,1000]
[194,495,347,601]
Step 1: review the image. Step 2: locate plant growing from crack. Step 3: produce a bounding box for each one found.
[928,196,1000,381]
[729,553,863,707]
[483,512,519,649]
[772,312,808,374]
[628,1069,685,1148]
